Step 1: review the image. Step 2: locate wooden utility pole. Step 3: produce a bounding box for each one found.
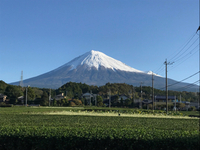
[49,88,51,107]
[165,59,168,114]
[164,59,173,114]
[26,87,27,107]
[132,87,135,108]
[152,72,154,111]
[109,89,111,108]
[25,85,30,107]
[90,90,92,106]
[197,25,200,112]
[140,82,143,109]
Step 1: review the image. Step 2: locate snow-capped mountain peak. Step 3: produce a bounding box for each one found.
[61,50,144,73]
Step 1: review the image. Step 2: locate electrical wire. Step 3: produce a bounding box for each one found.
[168,47,199,72]
[168,32,197,61]
[174,44,199,63]
[157,71,200,90]
[169,37,199,62]
[180,80,199,90]
[167,71,199,88]
[153,32,198,77]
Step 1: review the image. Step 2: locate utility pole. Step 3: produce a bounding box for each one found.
[26,87,27,107]
[140,82,143,109]
[197,25,200,112]
[152,72,154,111]
[90,90,92,106]
[49,88,51,107]
[25,85,30,107]
[132,87,135,108]
[164,59,173,114]
[196,88,199,110]
[109,89,111,108]
[95,94,97,106]
[175,95,176,113]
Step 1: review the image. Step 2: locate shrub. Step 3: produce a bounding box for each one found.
[73,99,82,105]
[69,101,76,107]
[0,103,13,107]
[189,106,196,111]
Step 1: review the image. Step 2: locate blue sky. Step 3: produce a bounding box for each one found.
[0,0,199,88]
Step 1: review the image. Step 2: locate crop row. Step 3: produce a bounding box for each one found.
[0,114,199,131]
[0,126,199,150]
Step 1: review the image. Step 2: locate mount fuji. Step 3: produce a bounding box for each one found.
[11,50,197,91]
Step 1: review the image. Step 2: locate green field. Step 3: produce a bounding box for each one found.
[0,107,199,150]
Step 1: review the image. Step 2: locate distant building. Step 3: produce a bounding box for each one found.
[54,93,66,101]
[18,96,24,104]
[118,95,128,101]
[0,94,7,102]
[154,96,176,102]
[82,92,97,105]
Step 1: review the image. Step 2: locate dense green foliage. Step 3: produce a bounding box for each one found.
[56,82,198,102]
[0,107,199,149]
[4,85,23,104]
[0,80,8,93]
[0,81,199,108]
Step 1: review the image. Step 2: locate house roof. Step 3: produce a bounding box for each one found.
[155,96,176,100]
[0,94,7,98]
[83,93,92,96]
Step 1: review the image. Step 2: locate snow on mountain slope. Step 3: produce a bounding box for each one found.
[145,71,162,77]
[56,50,144,73]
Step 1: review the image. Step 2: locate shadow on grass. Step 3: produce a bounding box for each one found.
[0,135,199,150]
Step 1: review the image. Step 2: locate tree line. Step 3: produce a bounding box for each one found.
[0,80,198,107]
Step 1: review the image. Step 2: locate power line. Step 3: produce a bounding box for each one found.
[167,71,200,88]
[158,71,200,90]
[169,37,199,62]
[154,64,164,75]
[153,31,198,76]
[168,47,199,72]
[180,80,199,90]
[168,32,197,61]
[174,44,199,63]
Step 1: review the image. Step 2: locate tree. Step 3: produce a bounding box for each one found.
[125,99,131,106]
[5,85,23,104]
[97,96,103,107]
[0,80,8,93]
[40,91,49,106]
[53,99,57,106]
[177,103,185,110]
[24,87,35,101]
[120,98,124,106]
